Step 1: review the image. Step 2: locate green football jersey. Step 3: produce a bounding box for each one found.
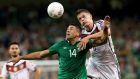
[48,39,93,79]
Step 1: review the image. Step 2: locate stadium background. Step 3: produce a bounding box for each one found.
[0,0,140,79]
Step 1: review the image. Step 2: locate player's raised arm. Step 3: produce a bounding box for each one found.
[78,16,110,49]
[104,15,111,36]
[86,16,110,39]
[78,30,107,49]
[79,16,110,49]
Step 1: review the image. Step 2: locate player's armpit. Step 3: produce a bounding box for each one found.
[34,67,41,79]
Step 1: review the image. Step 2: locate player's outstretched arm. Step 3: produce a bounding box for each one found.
[0,77,6,79]
[10,49,50,65]
[21,49,50,60]
[78,29,108,49]
[34,67,41,79]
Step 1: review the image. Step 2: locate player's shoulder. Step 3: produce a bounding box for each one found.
[55,40,66,44]
[95,19,104,30]
[20,60,33,64]
[6,60,26,66]
[24,60,36,65]
[3,60,15,66]
[57,39,69,44]
[2,61,14,68]
[2,62,7,67]
[52,39,66,47]
[95,19,104,24]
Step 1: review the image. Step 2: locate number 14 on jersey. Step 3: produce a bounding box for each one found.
[69,49,77,57]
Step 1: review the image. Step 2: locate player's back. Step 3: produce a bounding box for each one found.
[81,20,117,65]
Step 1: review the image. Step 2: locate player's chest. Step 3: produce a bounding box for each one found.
[58,44,81,58]
[6,61,27,73]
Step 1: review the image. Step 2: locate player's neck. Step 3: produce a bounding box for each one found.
[69,37,79,45]
[86,24,94,32]
[11,55,20,58]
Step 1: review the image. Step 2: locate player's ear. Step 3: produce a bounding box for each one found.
[76,32,80,37]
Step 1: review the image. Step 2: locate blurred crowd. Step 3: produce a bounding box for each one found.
[111,18,140,79]
[0,2,140,79]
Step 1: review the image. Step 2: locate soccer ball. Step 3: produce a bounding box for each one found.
[47,2,64,19]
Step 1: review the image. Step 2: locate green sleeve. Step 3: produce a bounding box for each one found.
[86,39,95,49]
[48,42,60,54]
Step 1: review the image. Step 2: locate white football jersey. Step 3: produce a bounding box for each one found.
[81,20,117,65]
[0,60,36,79]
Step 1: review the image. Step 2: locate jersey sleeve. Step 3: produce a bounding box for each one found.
[95,20,104,30]
[0,63,8,78]
[48,42,60,54]
[26,60,37,72]
[86,39,95,49]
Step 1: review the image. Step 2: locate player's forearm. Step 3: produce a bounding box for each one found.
[20,52,41,60]
[93,26,109,45]
[20,50,49,60]
[107,28,111,36]
[34,68,41,79]
[0,77,6,79]
[103,25,110,36]
[86,31,104,40]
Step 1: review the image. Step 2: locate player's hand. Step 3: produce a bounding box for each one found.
[104,15,111,36]
[78,36,89,50]
[104,15,110,29]
[9,56,22,65]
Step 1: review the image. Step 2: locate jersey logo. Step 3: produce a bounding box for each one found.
[63,47,67,49]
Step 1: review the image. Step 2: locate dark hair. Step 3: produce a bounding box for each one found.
[69,24,81,33]
[76,9,91,16]
[8,41,20,47]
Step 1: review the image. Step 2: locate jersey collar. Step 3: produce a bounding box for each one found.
[65,38,81,45]
[82,24,97,34]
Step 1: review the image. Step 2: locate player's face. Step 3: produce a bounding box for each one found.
[9,44,20,57]
[77,12,93,29]
[66,25,79,39]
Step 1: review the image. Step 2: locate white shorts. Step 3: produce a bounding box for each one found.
[86,63,120,79]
